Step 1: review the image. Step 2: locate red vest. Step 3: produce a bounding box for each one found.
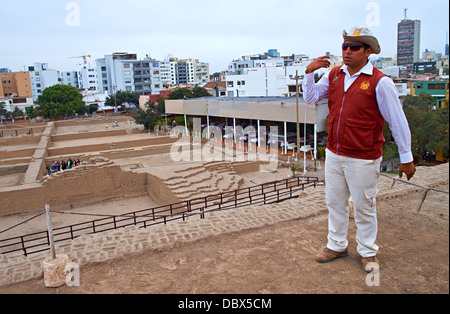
[327,65,386,160]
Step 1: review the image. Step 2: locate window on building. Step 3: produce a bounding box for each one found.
[227,81,234,87]
[428,83,446,90]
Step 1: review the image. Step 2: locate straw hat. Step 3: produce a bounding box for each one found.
[342,27,381,54]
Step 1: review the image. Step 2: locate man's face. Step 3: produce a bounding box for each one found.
[342,41,372,68]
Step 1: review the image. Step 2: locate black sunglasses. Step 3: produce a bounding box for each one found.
[342,43,370,52]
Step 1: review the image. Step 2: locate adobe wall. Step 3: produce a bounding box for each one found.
[232,161,262,174]
[0,122,47,129]
[47,143,112,157]
[0,126,46,137]
[0,134,41,147]
[0,164,29,176]
[47,136,178,158]
[53,116,131,128]
[0,148,36,160]
[51,129,128,142]
[0,163,149,216]
[101,144,175,160]
[146,173,180,205]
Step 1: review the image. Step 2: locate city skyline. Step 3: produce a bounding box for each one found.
[1,0,449,74]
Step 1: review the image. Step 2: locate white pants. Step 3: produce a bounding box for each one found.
[325,149,381,258]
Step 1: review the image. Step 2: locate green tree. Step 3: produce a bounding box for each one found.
[383,93,449,163]
[402,93,449,161]
[37,85,86,119]
[192,86,211,98]
[88,104,99,114]
[105,91,140,109]
[25,106,41,119]
[167,87,211,100]
[134,97,166,131]
[11,107,24,118]
[167,88,193,100]
[0,102,6,117]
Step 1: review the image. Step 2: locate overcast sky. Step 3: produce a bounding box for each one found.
[1,0,449,74]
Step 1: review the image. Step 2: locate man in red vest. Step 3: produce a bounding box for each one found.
[303,27,416,272]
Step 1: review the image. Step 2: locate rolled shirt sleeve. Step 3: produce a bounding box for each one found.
[376,77,414,164]
[302,72,330,105]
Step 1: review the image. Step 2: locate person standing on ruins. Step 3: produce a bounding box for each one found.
[67,157,73,169]
[302,27,416,272]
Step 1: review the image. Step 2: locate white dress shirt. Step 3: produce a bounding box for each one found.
[303,62,414,164]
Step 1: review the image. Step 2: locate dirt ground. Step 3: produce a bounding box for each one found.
[1,182,448,294]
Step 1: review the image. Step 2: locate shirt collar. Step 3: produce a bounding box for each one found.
[340,61,373,77]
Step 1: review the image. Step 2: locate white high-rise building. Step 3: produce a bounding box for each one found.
[28,63,60,102]
[78,67,98,91]
[224,51,308,97]
[160,56,210,87]
[60,66,98,92]
[96,52,137,95]
[60,71,78,88]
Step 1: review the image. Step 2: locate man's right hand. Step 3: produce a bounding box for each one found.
[305,56,331,74]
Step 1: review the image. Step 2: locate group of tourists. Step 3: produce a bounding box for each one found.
[46,157,81,175]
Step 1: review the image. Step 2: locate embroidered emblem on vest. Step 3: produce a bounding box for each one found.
[361,82,370,90]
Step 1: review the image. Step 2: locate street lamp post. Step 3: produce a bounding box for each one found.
[293,70,301,161]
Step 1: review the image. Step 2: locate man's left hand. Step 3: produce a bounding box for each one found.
[399,162,416,181]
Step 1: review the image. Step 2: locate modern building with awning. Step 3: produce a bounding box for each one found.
[164,96,329,159]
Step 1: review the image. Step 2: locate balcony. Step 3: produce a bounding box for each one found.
[135,81,152,86]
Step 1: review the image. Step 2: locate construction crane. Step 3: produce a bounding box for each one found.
[69,55,91,66]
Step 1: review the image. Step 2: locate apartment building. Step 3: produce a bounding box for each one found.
[194,59,210,84]
[28,63,60,102]
[397,17,421,71]
[77,67,99,91]
[96,52,137,95]
[0,70,33,98]
[161,57,210,86]
[130,58,162,96]
[60,71,79,88]
[174,59,193,85]
[225,51,308,97]
[160,60,172,88]
[96,53,209,96]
